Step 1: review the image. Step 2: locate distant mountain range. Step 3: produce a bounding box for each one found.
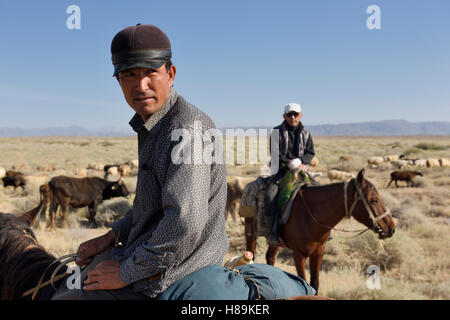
[0,125,134,137]
[221,120,450,136]
[0,120,449,137]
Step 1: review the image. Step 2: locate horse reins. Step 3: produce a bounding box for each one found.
[299,178,390,237]
[21,253,79,300]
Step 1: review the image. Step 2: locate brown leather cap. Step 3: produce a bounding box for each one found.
[111,24,172,76]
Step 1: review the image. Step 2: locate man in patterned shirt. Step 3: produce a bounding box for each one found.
[53,24,229,299]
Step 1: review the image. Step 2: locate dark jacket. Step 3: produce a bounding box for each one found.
[270,120,315,176]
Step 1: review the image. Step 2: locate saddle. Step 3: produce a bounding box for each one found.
[239,171,318,237]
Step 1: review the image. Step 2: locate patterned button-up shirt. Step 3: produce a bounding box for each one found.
[110,88,229,298]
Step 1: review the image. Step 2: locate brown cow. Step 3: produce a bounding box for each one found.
[44,176,130,230]
[387,170,423,188]
[2,170,26,189]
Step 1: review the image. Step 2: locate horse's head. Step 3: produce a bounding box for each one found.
[350,169,395,239]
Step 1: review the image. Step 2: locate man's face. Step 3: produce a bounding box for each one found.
[117,64,176,121]
[283,111,302,127]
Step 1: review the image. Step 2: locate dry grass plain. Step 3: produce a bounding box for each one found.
[0,135,449,299]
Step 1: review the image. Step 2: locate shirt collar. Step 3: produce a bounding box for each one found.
[129,87,179,133]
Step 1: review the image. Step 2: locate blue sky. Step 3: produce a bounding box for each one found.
[0,0,449,133]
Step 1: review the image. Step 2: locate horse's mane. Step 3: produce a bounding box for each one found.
[0,213,65,300]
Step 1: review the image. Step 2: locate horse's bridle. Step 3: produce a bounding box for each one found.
[344,178,391,233]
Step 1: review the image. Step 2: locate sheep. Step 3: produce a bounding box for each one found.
[118,164,132,176]
[387,170,423,188]
[75,168,88,177]
[339,155,354,162]
[327,169,354,182]
[384,155,400,162]
[36,164,56,172]
[11,163,28,171]
[391,159,408,170]
[439,158,450,167]
[0,167,5,179]
[107,166,119,176]
[412,159,427,167]
[309,157,319,167]
[128,159,139,169]
[426,159,440,168]
[367,156,384,168]
[87,163,104,171]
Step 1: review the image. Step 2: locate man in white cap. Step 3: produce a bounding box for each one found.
[264,102,315,246]
[277,103,315,173]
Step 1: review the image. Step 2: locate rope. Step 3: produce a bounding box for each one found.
[22,253,78,300]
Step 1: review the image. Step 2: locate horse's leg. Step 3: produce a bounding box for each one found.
[309,246,325,294]
[265,246,280,265]
[293,250,307,281]
[245,218,257,255]
[395,180,399,188]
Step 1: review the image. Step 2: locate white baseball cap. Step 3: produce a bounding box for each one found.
[284,103,302,114]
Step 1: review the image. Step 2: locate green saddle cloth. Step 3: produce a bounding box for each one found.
[277,170,310,210]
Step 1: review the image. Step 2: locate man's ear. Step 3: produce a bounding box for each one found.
[168,65,176,86]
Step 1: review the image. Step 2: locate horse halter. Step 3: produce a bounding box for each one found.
[343,178,391,231]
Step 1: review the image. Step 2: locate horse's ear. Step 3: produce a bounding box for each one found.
[357,168,366,186]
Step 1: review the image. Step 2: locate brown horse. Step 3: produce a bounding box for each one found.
[245,169,395,293]
[0,204,69,300]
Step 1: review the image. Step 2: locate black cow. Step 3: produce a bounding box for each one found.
[45,176,130,230]
[2,170,26,189]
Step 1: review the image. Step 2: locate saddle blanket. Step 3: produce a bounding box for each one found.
[239,175,307,237]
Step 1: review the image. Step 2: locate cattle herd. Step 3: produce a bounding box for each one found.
[0,160,138,230]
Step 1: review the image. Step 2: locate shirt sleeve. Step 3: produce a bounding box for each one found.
[118,145,213,284]
[110,209,134,244]
[300,134,315,165]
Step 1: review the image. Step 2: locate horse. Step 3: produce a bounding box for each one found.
[244,168,395,293]
[0,206,332,301]
[0,203,69,300]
